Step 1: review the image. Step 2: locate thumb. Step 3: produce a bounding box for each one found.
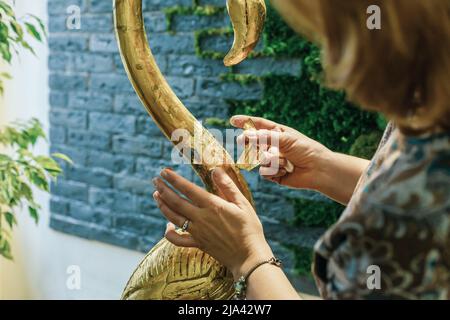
[212,167,248,208]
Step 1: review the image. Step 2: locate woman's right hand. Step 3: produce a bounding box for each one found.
[231,115,333,191]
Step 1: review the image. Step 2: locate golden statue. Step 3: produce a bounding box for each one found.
[113,0,266,300]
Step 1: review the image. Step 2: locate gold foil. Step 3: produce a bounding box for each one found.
[236,119,262,171]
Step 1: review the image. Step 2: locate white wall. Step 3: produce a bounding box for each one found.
[0,0,144,300]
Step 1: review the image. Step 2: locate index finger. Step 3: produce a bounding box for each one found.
[161,168,213,207]
[230,115,282,130]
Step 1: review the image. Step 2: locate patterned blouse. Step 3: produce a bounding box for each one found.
[312,123,450,299]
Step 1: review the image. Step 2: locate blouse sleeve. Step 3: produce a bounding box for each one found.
[312,203,449,300]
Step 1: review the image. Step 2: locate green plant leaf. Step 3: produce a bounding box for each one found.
[9,20,24,40]
[28,206,39,224]
[24,22,41,42]
[27,118,46,145]
[19,182,33,202]
[0,1,14,16]
[0,237,13,260]
[19,39,36,56]
[4,212,17,229]
[52,153,73,165]
[29,14,47,38]
[0,72,11,79]
[0,153,12,162]
[0,41,12,63]
[24,163,49,191]
[34,155,63,175]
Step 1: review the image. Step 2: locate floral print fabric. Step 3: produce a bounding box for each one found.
[313,123,450,299]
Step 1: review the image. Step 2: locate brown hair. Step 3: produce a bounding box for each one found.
[272,0,450,133]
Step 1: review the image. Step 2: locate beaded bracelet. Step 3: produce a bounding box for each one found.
[233,257,282,300]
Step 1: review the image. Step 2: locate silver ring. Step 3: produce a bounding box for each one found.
[181,219,190,232]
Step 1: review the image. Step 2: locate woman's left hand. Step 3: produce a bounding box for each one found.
[152,167,273,280]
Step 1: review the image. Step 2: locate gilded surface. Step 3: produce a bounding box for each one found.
[237,119,262,171]
[113,0,265,300]
[224,0,267,66]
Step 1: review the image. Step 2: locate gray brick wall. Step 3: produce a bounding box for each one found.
[48,0,325,281]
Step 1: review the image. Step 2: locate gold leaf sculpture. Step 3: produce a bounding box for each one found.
[114,0,266,300]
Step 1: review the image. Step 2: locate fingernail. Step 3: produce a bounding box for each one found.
[152,178,158,187]
[230,116,239,125]
[212,167,225,180]
[153,192,160,205]
[212,167,222,174]
[160,169,168,178]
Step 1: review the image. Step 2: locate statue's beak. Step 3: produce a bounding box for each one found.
[224,0,267,67]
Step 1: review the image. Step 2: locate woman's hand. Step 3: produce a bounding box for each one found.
[232,115,371,204]
[152,167,273,280]
[232,115,332,191]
